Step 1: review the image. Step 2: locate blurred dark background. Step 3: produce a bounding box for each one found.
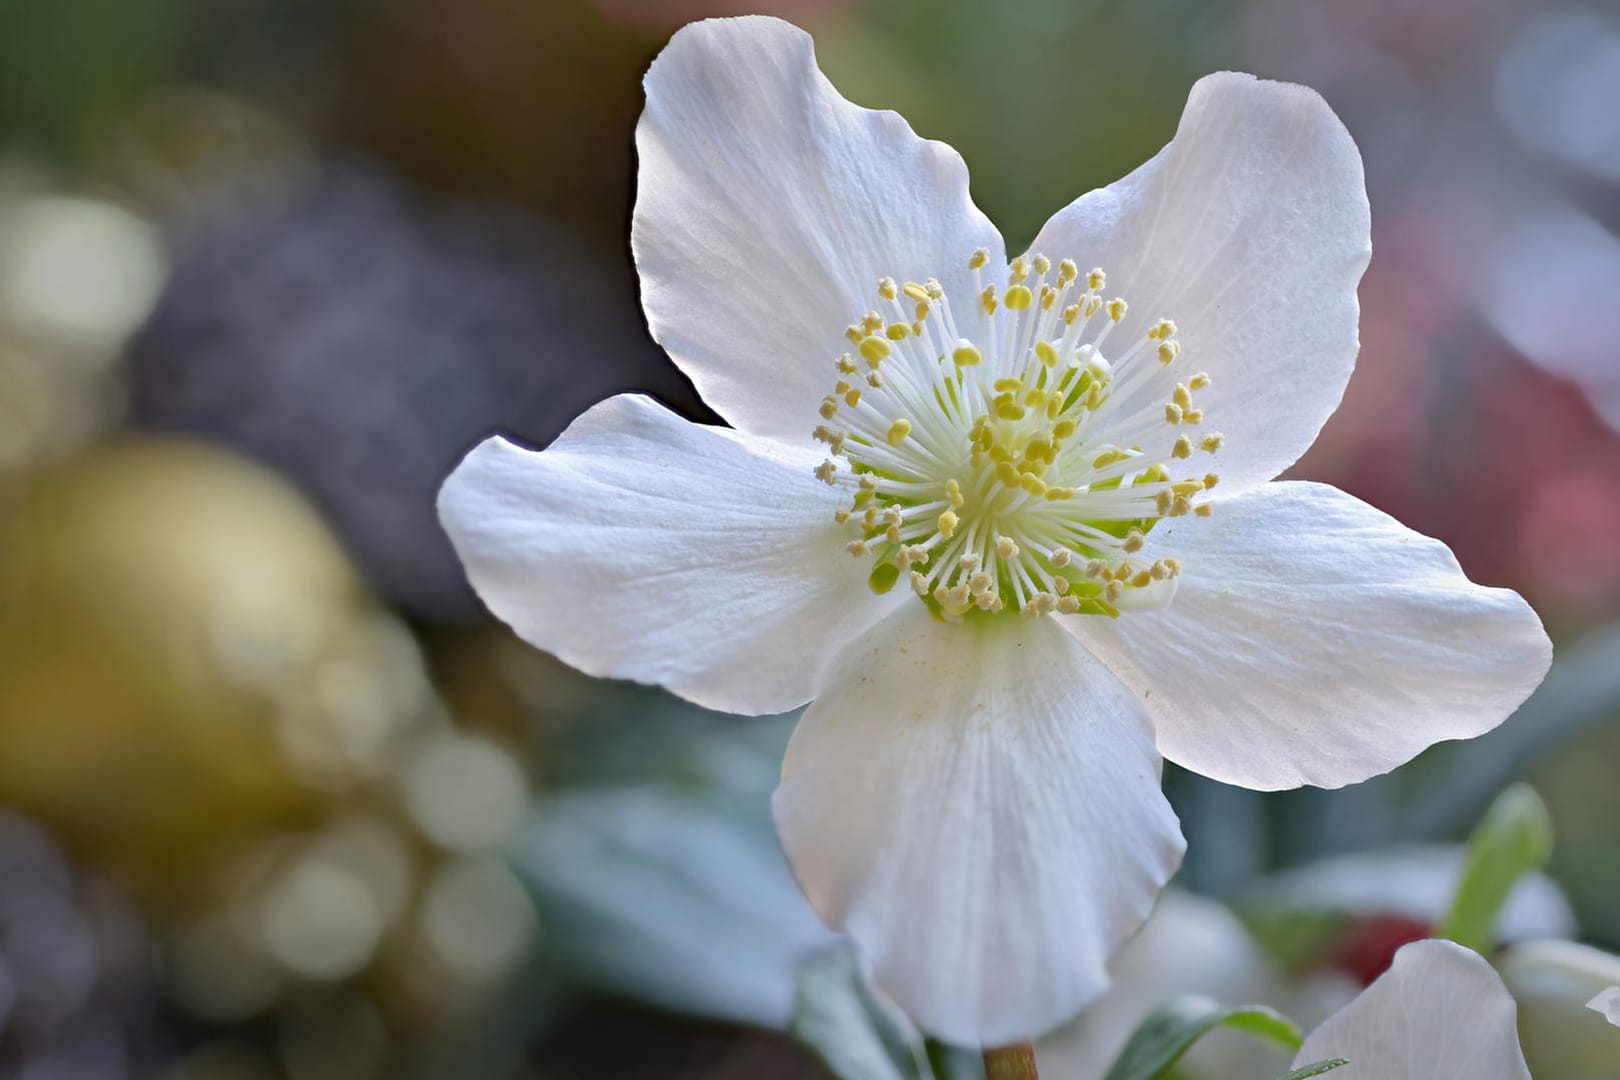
[1,1,1619,1076]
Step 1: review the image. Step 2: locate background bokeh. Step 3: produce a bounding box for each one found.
[1,1,1618,1077]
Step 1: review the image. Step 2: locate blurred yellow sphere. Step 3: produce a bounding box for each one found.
[0,436,419,894]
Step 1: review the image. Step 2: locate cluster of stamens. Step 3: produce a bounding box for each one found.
[812,250,1223,621]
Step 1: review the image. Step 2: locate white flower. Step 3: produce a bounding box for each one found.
[437,15,1552,1044]
[1294,940,1532,1078]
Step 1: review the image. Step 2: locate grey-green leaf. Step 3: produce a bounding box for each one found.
[792,948,932,1080]
[1100,996,1303,1080]
[1436,783,1554,954]
[1276,1060,1349,1078]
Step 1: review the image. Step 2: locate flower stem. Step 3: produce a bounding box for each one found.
[982,1042,1039,1080]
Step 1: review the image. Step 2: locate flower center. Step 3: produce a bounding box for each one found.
[812,251,1224,622]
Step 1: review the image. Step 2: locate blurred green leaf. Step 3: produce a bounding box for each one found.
[792,948,932,1080]
[1100,996,1302,1080]
[1436,784,1554,954]
[1275,1061,1348,1079]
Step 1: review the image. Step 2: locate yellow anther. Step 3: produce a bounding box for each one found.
[1020,474,1047,496]
[814,460,837,484]
[862,312,884,334]
[863,507,878,528]
[1189,371,1211,390]
[1058,258,1078,283]
[1057,595,1081,615]
[981,285,999,314]
[1032,254,1051,275]
[1106,298,1128,322]
[1087,268,1106,290]
[1201,433,1224,453]
[878,277,897,300]
[820,396,839,420]
[1106,581,1123,602]
[1173,383,1193,408]
[913,321,925,336]
[886,418,912,446]
[1149,319,1178,340]
[938,510,959,538]
[844,389,862,407]
[1123,528,1145,553]
[1172,480,1205,495]
[1049,419,1077,444]
[993,377,1024,393]
[886,322,911,340]
[1183,409,1203,424]
[1092,448,1128,469]
[858,475,879,492]
[867,372,884,389]
[996,536,1019,559]
[836,355,858,374]
[925,278,944,299]
[968,571,992,593]
[1157,340,1181,364]
[1195,504,1213,517]
[1008,258,1029,284]
[859,336,891,365]
[1064,303,1081,326]
[845,325,863,344]
[834,508,850,523]
[915,302,929,320]
[1040,285,1057,311]
[1140,463,1170,483]
[995,461,1021,487]
[997,403,1027,421]
[952,343,983,367]
[989,445,1012,463]
[1172,434,1193,459]
[969,248,989,269]
[1035,340,1059,367]
[834,380,850,395]
[1083,295,1103,317]
[846,540,869,556]
[1165,403,1184,424]
[1113,561,1135,581]
[903,281,931,302]
[946,478,964,507]
[1005,284,1034,311]
[1044,486,1074,501]
[1024,389,1048,409]
[1130,570,1153,588]
[1171,495,1193,516]
[1025,437,1052,460]
[1156,491,1173,515]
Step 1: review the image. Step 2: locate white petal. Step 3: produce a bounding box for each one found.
[1029,73,1370,495]
[1590,986,1620,1026]
[1036,892,1292,1080]
[437,393,896,714]
[1295,939,1531,1079]
[633,15,1005,446]
[1064,482,1551,790]
[772,606,1184,1045]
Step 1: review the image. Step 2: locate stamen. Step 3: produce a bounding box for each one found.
[812,252,1224,620]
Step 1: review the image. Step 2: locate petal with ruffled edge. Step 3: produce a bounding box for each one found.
[438,394,899,715]
[633,15,1005,448]
[772,605,1184,1046]
[1295,939,1531,1078]
[1064,482,1551,791]
[1028,72,1370,496]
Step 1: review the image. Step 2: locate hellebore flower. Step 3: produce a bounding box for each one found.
[438,15,1552,1044]
[1294,939,1531,1078]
